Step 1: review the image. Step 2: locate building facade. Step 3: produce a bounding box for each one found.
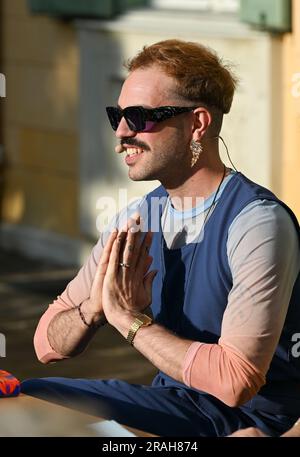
[0,0,298,265]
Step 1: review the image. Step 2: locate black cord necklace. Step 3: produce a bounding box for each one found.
[159,163,228,330]
[164,164,227,244]
[162,163,227,246]
[201,163,227,230]
[187,162,227,267]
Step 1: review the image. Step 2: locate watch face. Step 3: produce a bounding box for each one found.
[135,313,152,325]
[127,313,153,345]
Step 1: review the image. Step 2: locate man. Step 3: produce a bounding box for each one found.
[22,39,300,437]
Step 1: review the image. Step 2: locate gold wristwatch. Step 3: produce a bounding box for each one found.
[126,313,153,346]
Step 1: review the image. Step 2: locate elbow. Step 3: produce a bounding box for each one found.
[33,327,66,364]
[34,346,65,365]
[183,341,266,408]
[221,387,254,408]
[37,352,55,364]
[32,308,70,364]
[33,334,54,364]
[33,330,48,363]
[217,378,265,408]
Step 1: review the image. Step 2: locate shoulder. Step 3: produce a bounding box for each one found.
[229,199,299,240]
[227,199,299,267]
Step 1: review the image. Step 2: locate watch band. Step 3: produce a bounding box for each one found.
[126,314,153,346]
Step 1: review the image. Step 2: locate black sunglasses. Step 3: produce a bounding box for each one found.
[106,105,197,133]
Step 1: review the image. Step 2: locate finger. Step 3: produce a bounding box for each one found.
[129,212,141,230]
[136,231,153,272]
[121,214,140,234]
[143,270,158,305]
[107,230,127,275]
[143,255,153,275]
[120,214,141,267]
[96,230,118,278]
[123,226,142,270]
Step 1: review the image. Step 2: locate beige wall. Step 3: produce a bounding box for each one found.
[0,0,298,252]
[0,0,79,237]
[281,0,300,219]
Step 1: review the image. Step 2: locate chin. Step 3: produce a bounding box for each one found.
[128,170,157,182]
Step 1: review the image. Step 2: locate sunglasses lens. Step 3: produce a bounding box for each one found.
[143,121,156,132]
[125,108,145,132]
[106,107,122,131]
[106,106,162,132]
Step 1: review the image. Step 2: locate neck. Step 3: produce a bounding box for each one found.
[166,160,227,211]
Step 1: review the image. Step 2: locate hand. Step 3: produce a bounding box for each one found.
[102,219,157,330]
[80,229,119,323]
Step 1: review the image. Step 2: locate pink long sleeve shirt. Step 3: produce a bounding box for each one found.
[34,198,300,407]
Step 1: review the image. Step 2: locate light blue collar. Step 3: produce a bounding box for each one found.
[169,171,235,220]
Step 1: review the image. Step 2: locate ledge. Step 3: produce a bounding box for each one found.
[75,8,268,40]
[0,223,93,267]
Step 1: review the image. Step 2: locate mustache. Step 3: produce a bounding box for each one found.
[120,138,150,151]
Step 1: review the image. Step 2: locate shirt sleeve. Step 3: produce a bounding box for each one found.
[182,199,300,406]
[34,234,105,363]
[34,197,144,363]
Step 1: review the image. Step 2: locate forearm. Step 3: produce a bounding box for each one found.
[111,313,192,381]
[135,325,192,381]
[110,313,265,406]
[47,300,106,357]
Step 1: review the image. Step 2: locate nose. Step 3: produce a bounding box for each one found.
[115,116,136,139]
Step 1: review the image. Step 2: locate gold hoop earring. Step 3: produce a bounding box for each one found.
[190,139,203,167]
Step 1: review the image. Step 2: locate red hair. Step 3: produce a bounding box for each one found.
[125,39,237,114]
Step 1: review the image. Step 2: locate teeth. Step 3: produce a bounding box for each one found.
[126,147,144,156]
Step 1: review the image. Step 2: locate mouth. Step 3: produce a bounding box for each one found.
[126,146,144,157]
[125,147,144,165]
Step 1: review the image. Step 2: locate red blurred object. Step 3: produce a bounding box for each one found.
[0,370,21,397]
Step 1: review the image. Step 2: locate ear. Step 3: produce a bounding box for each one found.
[192,107,212,141]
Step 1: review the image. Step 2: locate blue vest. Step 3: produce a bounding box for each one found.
[140,172,300,415]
